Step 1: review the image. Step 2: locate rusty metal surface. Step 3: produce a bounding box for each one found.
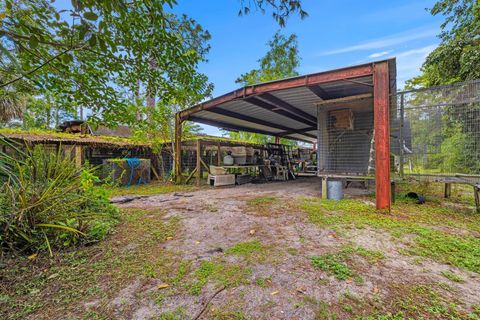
[177,60,397,142]
[373,61,392,210]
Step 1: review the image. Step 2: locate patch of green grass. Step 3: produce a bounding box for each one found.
[341,283,468,319]
[109,182,197,196]
[302,296,332,319]
[302,198,480,273]
[190,260,251,295]
[441,270,465,282]
[311,254,353,281]
[341,244,385,263]
[0,208,181,319]
[255,277,270,288]
[310,244,381,282]
[208,309,249,319]
[226,240,264,255]
[155,307,188,320]
[247,196,277,206]
[246,196,281,216]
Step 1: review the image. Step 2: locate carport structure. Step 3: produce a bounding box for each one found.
[175,59,396,210]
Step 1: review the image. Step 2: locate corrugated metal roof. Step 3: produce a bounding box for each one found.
[180,59,396,143]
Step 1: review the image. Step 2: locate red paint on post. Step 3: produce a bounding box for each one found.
[373,62,391,210]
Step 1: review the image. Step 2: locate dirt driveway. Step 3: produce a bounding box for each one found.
[106,178,480,319]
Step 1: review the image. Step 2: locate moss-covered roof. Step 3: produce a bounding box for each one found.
[0,128,148,148]
[0,129,265,149]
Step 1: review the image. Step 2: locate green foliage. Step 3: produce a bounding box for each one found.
[1,0,213,129]
[225,240,269,263]
[109,181,197,197]
[441,270,465,282]
[310,254,353,280]
[1,0,307,131]
[408,0,479,87]
[224,31,301,145]
[302,198,480,273]
[190,260,250,295]
[0,137,118,254]
[235,32,300,86]
[238,0,308,27]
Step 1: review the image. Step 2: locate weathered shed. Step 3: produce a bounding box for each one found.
[175,59,396,209]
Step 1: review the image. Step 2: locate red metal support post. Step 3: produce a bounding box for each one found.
[373,62,391,210]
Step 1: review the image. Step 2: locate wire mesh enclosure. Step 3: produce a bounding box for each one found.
[392,79,480,180]
[316,98,376,176]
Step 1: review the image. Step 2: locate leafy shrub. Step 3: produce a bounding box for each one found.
[0,137,118,255]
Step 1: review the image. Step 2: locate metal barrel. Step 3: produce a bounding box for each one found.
[327,179,343,200]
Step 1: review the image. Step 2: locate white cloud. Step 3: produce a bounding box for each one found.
[395,44,437,89]
[321,27,438,55]
[368,50,393,58]
[395,45,437,58]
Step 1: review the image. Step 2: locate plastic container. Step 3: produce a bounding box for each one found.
[327,179,343,200]
[223,154,234,165]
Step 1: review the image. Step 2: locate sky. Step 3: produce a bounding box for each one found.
[172,0,444,136]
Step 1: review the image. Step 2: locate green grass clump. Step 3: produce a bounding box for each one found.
[311,254,353,281]
[440,270,465,282]
[190,260,251,295]
[0,137,118,254]
[341,244,385,263]
[226,240,265,257]
[0,208,180,319]
[247,196,277,206]
[302,198,480,273]
[109,182,196,196]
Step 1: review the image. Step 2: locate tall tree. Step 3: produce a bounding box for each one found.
[408,0,479,87]
[0,0,214,128]
[227,31,300,145]
[238,0,308,27]
[236,32,300,86]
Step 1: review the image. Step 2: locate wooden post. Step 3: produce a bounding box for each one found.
[317,107,328,173]
[474,185,480,214]
[174,113,183,184]
[322,177,328,199]
[373,61,391,210]
[217,143,222,165]
[275,136,280,144]
[444,183,452,198]
[74,145,83,168]
[196,139,201,187]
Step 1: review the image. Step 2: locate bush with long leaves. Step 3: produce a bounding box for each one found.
[0,136,118,255]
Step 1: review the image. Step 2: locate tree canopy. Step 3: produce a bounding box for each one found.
[0,0,307,131]
[1,0,213,128]
[408,0,479,87]
[225,31,301,145]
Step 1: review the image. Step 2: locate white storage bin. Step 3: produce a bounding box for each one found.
[208,174,235,187]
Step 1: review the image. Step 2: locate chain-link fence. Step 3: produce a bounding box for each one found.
[391,79,480,181]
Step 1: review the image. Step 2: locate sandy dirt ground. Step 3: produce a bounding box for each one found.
[107,178,480,319]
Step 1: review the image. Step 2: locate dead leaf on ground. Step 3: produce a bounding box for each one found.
[28,253,38,261]
[157,283,169,289]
